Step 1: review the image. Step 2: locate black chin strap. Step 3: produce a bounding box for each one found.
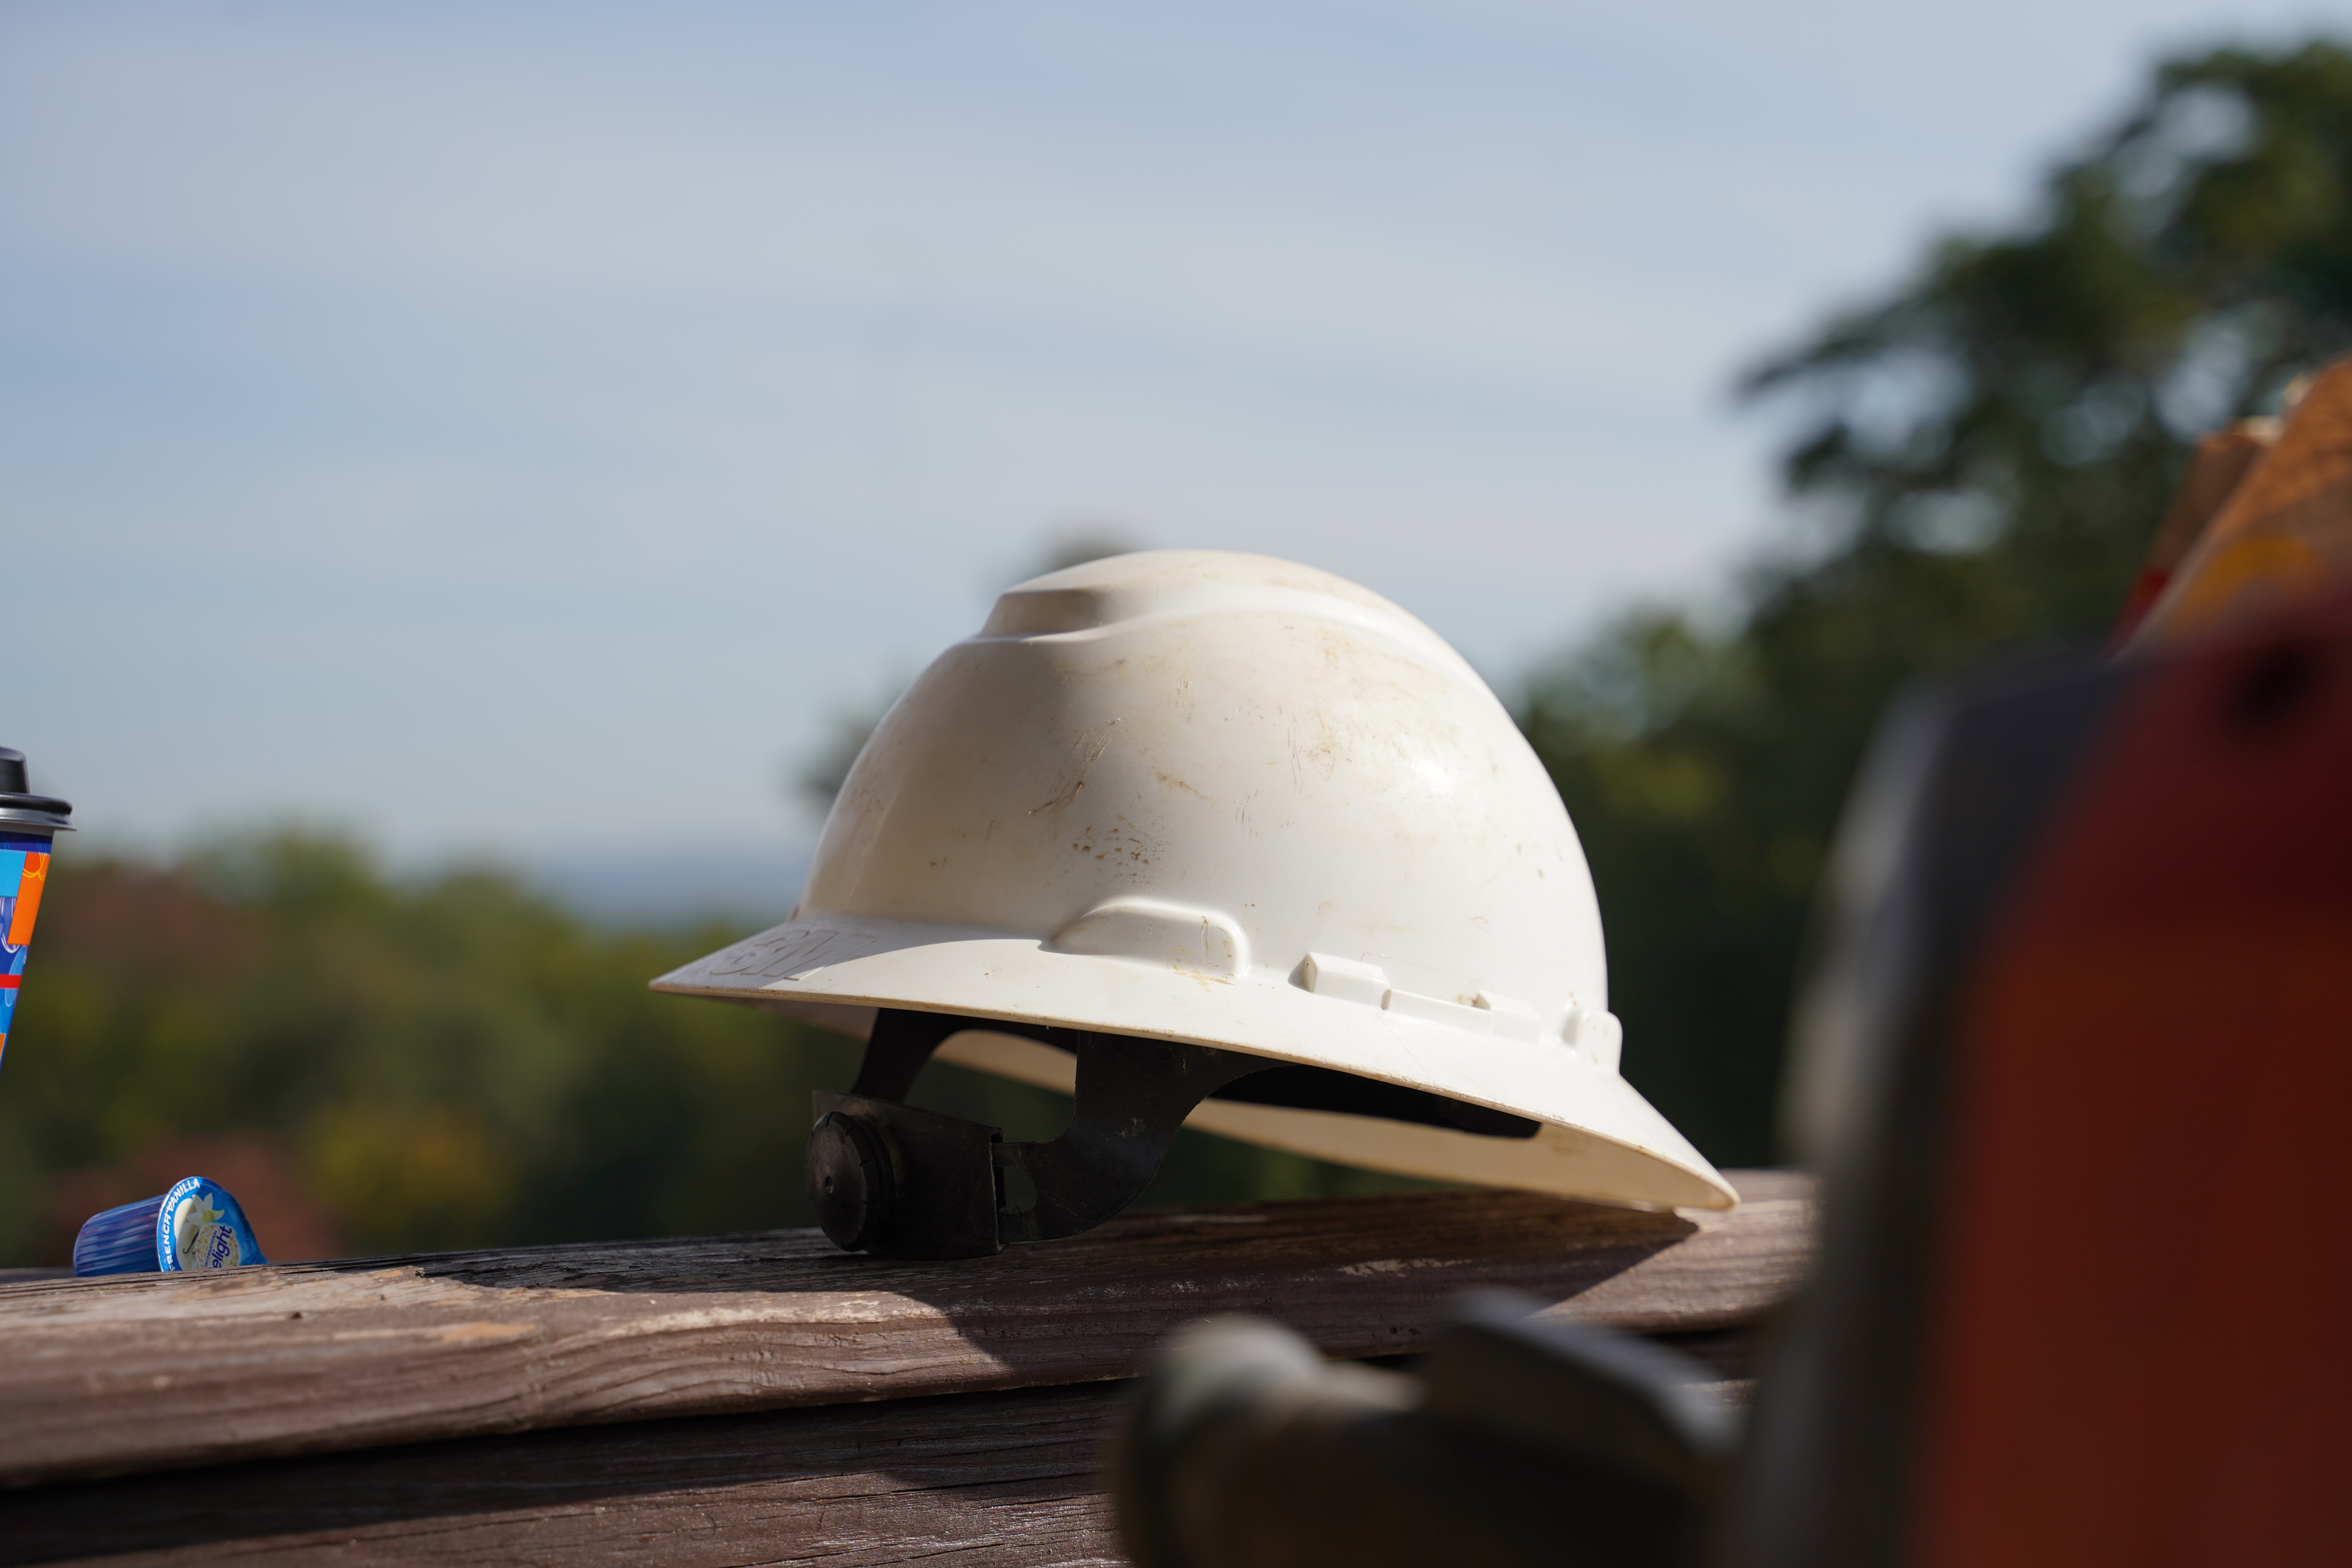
[808,1009,1266,1258]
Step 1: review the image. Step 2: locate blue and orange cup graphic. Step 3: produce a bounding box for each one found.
[0,746,73,1070]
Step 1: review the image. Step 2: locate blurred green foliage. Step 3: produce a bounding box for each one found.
[1524,40,2352,1164]
[0,837,1417,1267]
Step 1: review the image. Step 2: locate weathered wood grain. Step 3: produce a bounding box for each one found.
[0,1172,1810,1488]
[0,1382,1131,1567]
[0,1341,1762,1566]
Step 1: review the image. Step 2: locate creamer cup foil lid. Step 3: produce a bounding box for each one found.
[158,1176,267,1270]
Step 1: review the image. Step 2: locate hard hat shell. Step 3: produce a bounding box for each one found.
[655,551,1734,1211]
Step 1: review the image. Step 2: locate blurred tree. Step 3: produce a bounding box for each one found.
[1,832,1413,1267]
[1523,39,2352,1164]
[0,837,863,1262]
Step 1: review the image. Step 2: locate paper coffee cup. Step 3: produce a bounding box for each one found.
[0,747,71,1070]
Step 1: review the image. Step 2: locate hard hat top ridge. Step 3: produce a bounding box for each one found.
[978,550,1474,672]
[657,550,1733,1222]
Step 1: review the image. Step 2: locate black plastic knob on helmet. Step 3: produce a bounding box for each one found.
[806,1110,897,1252]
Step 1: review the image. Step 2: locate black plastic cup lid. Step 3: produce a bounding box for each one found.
[0,748,73,830]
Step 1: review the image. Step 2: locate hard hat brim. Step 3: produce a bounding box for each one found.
[654,917,1739,1213]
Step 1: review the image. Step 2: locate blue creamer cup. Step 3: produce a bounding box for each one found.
[72,1177,271,1277]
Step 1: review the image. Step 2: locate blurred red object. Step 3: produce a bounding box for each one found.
[1737,586,2352,1567]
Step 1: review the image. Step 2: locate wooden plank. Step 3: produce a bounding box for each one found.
[0,1171,1810,1488]
[0,1337,1764,1566]
[0,1382,1130,1567]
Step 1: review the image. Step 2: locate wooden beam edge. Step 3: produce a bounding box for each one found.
[0,1172,1814,1488]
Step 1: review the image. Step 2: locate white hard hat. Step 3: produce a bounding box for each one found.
[656,551,1733,1252]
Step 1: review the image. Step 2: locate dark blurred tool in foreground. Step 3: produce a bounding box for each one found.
[1115,375,2352,1563]
[1114,1293,1733,1568]
[0,746,71,1072]
[1725,590,2351,1566]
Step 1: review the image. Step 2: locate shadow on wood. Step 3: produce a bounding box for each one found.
[0,1382,1129,1568]
[0,1175,1812,1490]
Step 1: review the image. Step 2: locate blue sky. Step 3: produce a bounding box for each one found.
[5,0,2345,887]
